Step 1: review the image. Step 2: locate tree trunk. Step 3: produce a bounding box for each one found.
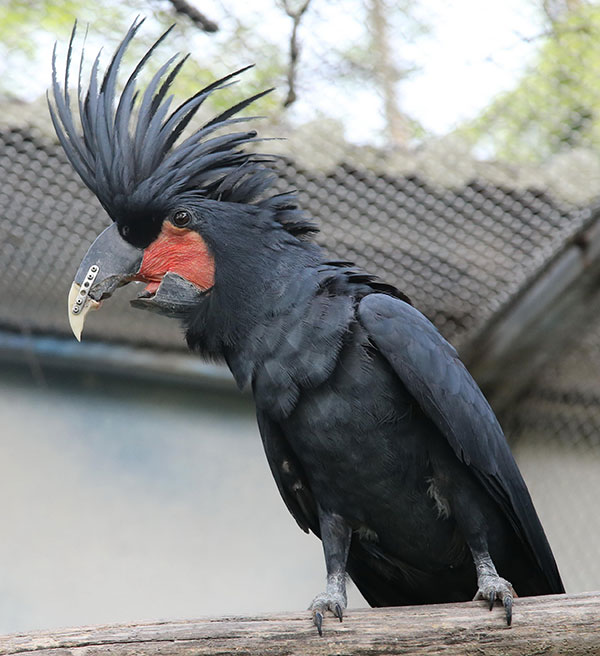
[369,0,411,147]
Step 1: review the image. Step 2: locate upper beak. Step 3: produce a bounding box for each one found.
[68,223,143,341]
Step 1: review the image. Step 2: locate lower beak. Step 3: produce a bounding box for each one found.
[68,223,143,341]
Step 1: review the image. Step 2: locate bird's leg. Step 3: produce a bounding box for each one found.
[309,507,352,636]
[436,468,516,626]
[471,548,516,626]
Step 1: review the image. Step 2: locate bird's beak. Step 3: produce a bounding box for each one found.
[129,271,207,318]
[68,223,143,341]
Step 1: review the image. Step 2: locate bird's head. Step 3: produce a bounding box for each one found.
[49,19,316,341]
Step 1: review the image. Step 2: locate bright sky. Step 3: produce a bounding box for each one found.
[198,0,543,142]
[401,0,541,134]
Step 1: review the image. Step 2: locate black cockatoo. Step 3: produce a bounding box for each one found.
[49,20,564,633]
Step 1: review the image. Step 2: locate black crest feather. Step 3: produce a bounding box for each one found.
[48,18,283,227]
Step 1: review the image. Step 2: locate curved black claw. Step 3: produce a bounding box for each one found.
[504,595,513,626]
[334,603,343,622]
[314,610,323,637]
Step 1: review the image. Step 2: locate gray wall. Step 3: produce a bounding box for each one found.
[0,361,365,633]
[513,437,600,595]
[0,355,595,634]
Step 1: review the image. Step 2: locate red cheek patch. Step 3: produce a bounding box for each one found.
[136,222,215,293]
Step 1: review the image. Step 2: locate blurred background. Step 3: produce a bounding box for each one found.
[1,0,600,634]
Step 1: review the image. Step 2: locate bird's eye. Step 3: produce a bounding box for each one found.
[172,210,191,227]
[121,225,130,237]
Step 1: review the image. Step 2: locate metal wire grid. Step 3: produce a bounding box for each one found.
[0,128,591,353]
[504,293,600,592]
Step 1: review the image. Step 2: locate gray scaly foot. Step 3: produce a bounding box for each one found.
[472,552,515,626]
[309,586,346,636]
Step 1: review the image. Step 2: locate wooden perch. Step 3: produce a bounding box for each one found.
[0,592,597,655]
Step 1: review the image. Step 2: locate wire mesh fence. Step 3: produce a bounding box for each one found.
[0,128,592,349]
[0,0,599,596]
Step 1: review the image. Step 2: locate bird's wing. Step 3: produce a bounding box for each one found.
[358,293,563,593]
[256,409,320,536]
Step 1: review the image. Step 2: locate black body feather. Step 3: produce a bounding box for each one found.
[183,229,564,602]
[52,22,564,612]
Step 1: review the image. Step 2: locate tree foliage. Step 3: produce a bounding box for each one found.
[0,0,283,117]
[463,1,600,163]
[1,0,431,149]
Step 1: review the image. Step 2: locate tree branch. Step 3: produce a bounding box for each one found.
[0,592,598,655]
[165,0,219,32]
[279,0,312,107]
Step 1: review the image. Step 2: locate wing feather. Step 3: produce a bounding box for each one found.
[358,293,563,593]
[256,410,319,537]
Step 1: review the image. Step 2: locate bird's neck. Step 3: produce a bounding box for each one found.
[184,238,326,389]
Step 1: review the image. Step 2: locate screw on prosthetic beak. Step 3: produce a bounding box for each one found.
[71,264,98,313]
[68,264,100,341]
